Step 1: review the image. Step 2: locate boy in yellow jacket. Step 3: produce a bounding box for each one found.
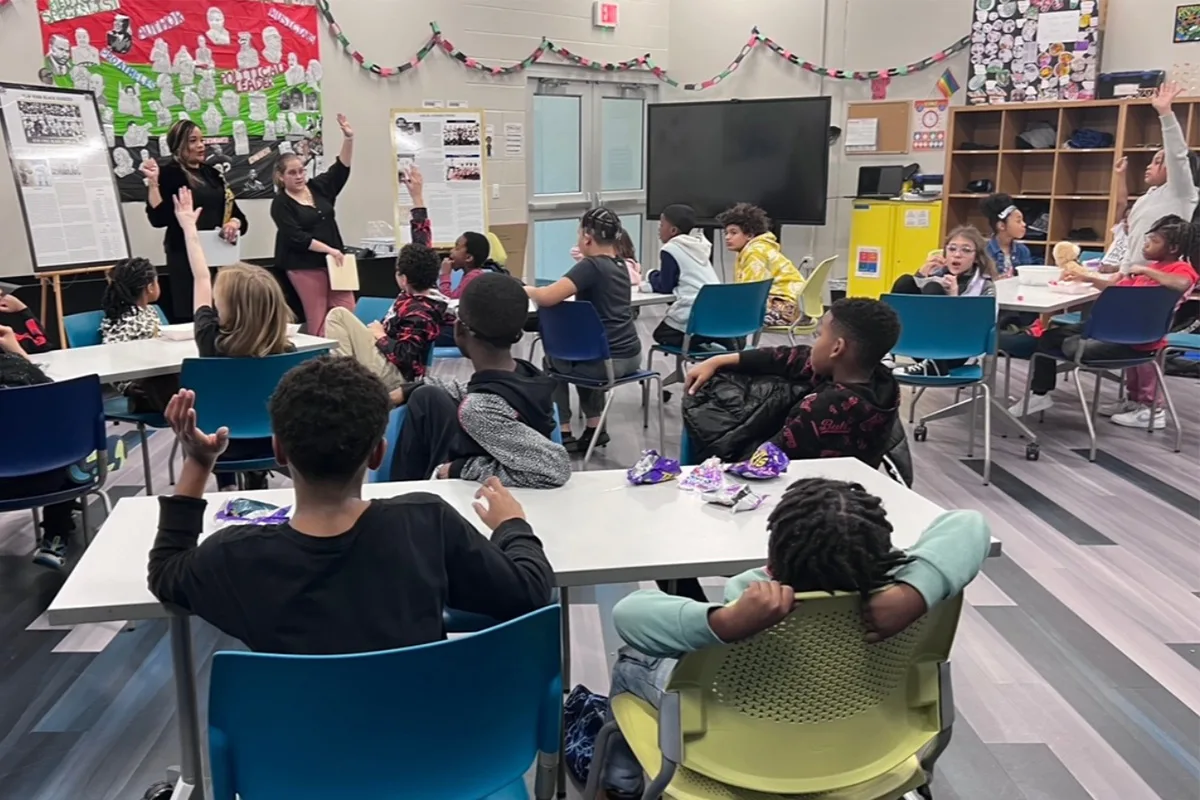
[717,202,806,326]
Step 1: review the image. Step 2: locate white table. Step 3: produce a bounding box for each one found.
[994,277,1101,314]
[47,459,999,800]
[33,333,335,384]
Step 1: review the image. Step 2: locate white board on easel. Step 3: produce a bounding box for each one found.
[390,108,488,249]
[0,82,131,271]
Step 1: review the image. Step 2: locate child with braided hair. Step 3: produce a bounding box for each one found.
[100,257,162,343]
[597,477,991,798]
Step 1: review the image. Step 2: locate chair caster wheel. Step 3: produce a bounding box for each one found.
[1025,442,1040,461]
[913,425,928,443]
[917,785,934,800]
[143,782,174,800]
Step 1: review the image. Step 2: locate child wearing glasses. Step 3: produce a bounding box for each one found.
[890,225,998,378]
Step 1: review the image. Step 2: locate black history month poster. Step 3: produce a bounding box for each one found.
[37,0,323,200]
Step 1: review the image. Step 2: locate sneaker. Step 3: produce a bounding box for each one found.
[881,355,897,369]
[32,536,68,570]
[1008,393,1054,417]
[1097,398,1138,417]
[566,426,610,454]
[1111,406,1166,430]
[893,359,941,378]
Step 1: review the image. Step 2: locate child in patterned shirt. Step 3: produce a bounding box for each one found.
[101,257,177,411]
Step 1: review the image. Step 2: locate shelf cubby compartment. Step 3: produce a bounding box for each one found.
[1048,198,1109,244]
[1000,107,1062,151]
[1059,104,1120,148]
[948,152,999,195]
[1054,150,1117,196]
[951,109,1003,151]
[1119,149,1157,197]
[998,151,1056,196]
[1188,106,1200,148]
[943,196,991,235]
[1124,104,1167,151]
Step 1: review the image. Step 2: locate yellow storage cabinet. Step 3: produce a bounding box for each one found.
[846,200,943,299]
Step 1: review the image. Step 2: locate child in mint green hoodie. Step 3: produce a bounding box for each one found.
[599,477,991,798]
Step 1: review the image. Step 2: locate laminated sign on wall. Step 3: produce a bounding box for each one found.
[855,247,882,279]
[37,0,323,200]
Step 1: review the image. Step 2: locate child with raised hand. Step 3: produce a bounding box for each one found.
[684,298,901,467]
[175,187,294,489]
[147,356,554,655]
[596,477,992,798]
[716,202,805,326]
[980,193,1033,277]
[324,242,449,387]
[1118,82,1200,274]
[390,272,570,487]
[100,257,162,343]
[1011,214,1199,425]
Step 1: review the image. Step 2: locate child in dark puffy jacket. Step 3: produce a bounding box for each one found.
[684,298,902,467]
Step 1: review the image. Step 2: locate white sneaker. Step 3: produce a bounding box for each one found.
[1111,406,1166,430]
[1097,399,1138,417]
[893,359,941,378]
[1009,394,1054,417]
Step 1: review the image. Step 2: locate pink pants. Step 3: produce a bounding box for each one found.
[1125,363,1162,407]
[287,269,355,338]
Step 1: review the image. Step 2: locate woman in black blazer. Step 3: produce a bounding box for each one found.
[142,119,247,321]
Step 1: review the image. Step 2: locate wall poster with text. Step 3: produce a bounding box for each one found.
[37,0,323,200]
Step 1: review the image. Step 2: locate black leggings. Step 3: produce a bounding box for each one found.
[391,384,487,481]
[651,320,744,352]
[0,469,75,538]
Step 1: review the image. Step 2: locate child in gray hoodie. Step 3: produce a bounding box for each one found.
[389,272,571,488]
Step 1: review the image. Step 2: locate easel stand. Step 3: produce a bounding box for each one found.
[39,265,113,347]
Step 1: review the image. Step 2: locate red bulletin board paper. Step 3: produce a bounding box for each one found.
[38,0,322,200]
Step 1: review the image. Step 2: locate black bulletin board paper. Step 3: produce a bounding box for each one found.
[0,82,131,272]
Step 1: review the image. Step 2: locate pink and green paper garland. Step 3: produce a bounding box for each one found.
[312,5,970,88]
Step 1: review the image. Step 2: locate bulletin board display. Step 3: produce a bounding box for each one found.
[844,101,911,155]
[390,109,488,249]
[967,0,1104,105]
[0,82,131,271]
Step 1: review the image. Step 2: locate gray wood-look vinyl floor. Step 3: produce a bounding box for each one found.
[0,305,1197,800]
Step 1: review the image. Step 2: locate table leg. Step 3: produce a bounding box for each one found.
[169,615,205,800]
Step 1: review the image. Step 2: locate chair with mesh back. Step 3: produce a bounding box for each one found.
[587,592,963,800]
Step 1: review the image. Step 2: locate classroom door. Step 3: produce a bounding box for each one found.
[528,77,655,285]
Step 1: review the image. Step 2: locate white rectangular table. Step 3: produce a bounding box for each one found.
[33,333,335,384]
[47,460,999,800]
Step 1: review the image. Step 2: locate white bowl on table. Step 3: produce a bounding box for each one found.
[1016,265,1061,286]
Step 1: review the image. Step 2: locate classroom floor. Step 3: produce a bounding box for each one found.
[0,306,1196,800]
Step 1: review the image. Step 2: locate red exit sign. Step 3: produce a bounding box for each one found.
[593,1,619,28]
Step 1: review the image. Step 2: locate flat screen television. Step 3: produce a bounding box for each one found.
[646,97,832,226]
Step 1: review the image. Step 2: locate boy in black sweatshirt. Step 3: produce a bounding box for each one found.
[389,272,571,488]
[147,356,554,655]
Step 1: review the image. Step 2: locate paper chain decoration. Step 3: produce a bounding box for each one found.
[313,4,971,88]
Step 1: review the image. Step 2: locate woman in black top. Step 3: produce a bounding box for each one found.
[270,113,356,337]
[142,119,247,322]
[526,206,642,453]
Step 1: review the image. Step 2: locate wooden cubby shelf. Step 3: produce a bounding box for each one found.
[942,97,1200,265]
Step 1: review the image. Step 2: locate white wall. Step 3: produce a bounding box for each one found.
[0,0,1195,278]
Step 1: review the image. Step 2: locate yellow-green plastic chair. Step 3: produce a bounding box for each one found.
[587,592,963,800]
[763,255,837,345]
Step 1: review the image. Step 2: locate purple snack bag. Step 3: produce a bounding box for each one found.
[701,483,766,513]
[679,457,725,493]
[215,498,292,525]
[626,449,682,485]
[725,441,790,480]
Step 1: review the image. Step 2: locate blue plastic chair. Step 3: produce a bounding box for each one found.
[63,310,104,348]
[1166,331,1200,355]
[207,605,563,800]
[1022,285,1183,460]
[646,280,771,390]
[180,349,332,481]
[0,375,112,542]
[539,301,664,465]
[353,296,393,325]
[152,304,169,325]
[367,405,407,484]
[883,294,998,483]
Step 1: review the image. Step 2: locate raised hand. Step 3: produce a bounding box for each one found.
[1114,156,1127,175]
[1151,81,1183,114]
[336,113,353,139]
[164,389,229,469]
[140,157,160,183]
[173,186,202,230]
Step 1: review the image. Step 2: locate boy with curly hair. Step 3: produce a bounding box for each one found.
[716,202,806,326]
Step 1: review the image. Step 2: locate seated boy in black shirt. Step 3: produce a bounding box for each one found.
[147,356,554,655]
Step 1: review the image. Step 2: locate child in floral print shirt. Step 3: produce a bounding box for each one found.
[100,257,162,344]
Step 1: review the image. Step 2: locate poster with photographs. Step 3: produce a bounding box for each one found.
[0,83,131,271]
[391,109,487,248]
[967,0,1103,105]
[37,0,323,200]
